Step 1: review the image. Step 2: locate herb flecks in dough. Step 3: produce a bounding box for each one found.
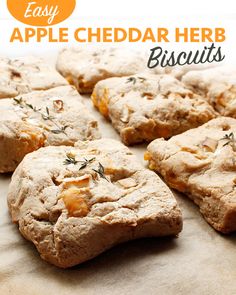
[220,132,236,150]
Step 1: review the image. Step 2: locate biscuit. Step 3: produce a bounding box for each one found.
[0,85,100,173]
[182,67,236,117]
[0,56,67,99]
[56,47,146,93]
[8,139,182,268]
[165,64,218,80]
[145,117,236,233]
[92,73,217,145]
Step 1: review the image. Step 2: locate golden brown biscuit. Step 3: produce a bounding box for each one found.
[92,73,217,145]
[0,56,68,98]
[8,139,182,268]
[182,67,236,117]
[146,117,236,233]
[0,86,100,173]
[56,47,146,93]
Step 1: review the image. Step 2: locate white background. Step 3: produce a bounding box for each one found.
[0,0,235,64]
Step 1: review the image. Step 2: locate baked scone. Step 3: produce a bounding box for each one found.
[0,56,67,99]
[56,47,146,93]
[0,85,100,173]
[8,139,183,268]
[182,67,236,117]
[92,73,217,145]
[165,64,218,80]
[145,117,236,233]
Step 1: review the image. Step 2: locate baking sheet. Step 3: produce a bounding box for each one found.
[1,93,236,295]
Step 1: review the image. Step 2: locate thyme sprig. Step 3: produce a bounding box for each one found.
[93,163,109,182]
[25,103,41,112]
[220,132,236,150]
[41,107,54,120]
[63,156,109,182]
[126,76,146,85]
[63,154,78,165]
[63,156,95,168]
[13,97,24,107]
[13,98,68,136]
[41,107,68,135]
[51,125,69,135]
[79,158,96,170]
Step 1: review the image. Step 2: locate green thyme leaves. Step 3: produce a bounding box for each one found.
[13,97,68,136]
[79,158,96,170]
[220,132,236,150]
[63,155,109,182]
[51,125,69,135]
[13,97,24,106]
[63,154,78,165]
[25,103,41,112]
[63,155,95,170]
[126,76,146,85]
[14,97,40,112]
[126,77,136,84]
[221,132,235,146]
[92,163,109,182]
[41,107,54,120]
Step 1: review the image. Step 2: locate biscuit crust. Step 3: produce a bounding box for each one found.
[92,74,217,145]
[8,139,182,268]
[0,86,100,173]
[146,117,236,233]
[0,56,67,99]
[182,67,236,117]
[56,47,146,93]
